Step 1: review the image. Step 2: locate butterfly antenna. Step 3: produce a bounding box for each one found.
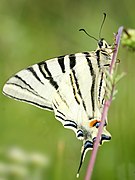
[99,13,107,39]
[79,28,98,42]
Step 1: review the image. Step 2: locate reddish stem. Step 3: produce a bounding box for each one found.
[85,26,123,180]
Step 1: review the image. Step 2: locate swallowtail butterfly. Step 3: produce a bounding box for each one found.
[3,15,113,176]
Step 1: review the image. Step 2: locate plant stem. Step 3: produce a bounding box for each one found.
[85,26,123,180]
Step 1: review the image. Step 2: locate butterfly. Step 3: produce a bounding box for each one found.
[2,13,113,177]
[2,38,113,175]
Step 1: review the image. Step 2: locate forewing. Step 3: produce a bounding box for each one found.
[2,56,66,110]
[52,52,104,128]
[3,53,93,111]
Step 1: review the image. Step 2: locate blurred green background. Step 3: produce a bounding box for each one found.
[0,0,135,179]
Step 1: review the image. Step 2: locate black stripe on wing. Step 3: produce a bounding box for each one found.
[83,52,91,57]
[54,108,78,130]
[56,115,78,130]
[55,110,67,122]
[44,62,59,89]
[57,110,66,118]
[64,53,87,111]
[86,58,96,114]
[56,115,65,121]
[77,140,93,176]
[77,129,84,138]
[64,120,77,129]
[91,77,96,113]
[69,54,76,69]
[4,73,51,102]
[72,69,87,111]
[38,62,59,90]
[5,82,48,102]
[96,50,101,68]
[27,67,44,84]
[3,91,53,110]
[15,75,36,93]
[69,73,80,105]
[58,55,65,73]
[98,72,104,104]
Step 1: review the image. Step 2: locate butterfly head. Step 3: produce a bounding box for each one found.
[98,38,108,48]
[97,38,113,52]
[96,38,114,66]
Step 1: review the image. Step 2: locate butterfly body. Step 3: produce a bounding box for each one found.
[3,39,113,175]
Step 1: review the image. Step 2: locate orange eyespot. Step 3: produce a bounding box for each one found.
[89,120,101,127]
